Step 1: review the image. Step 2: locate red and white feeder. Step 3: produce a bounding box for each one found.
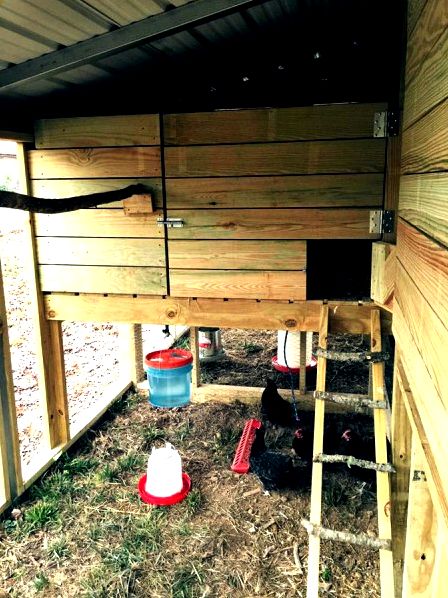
[138,442,191,506]
[198,327,225,362]
[272,331,317,374]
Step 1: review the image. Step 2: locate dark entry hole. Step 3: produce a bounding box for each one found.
[307,240,372,300]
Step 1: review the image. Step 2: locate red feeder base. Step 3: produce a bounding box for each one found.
[138,472,191,506]
[271,355,318,374]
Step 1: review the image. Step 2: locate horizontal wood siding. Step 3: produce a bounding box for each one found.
[39,265,166,295]
[169,269,306,300]
[34,114,160,148]
[165,139,385,177]
[164,104,385,301]
[167,208,378,240]
[164,103,386,145]
[168,240,306,270]
[396,0,448,536]
[32,178,163,210]
[28,147,161,179]
[165,174,384,209]
[30,114,166,297]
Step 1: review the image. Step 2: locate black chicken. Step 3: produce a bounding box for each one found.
[249,426,305,491]
[291,427,313,463]
[261,378,293,427]
[339,428,374,462]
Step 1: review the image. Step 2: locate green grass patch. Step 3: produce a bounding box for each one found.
[171,563,204,598]
[33,572,50,592]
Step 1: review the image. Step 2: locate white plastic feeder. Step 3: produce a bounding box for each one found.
[138,442,191,505]
[272,331,315,373]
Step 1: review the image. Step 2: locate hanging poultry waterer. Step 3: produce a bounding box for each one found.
[138,442,191,506]
[144,348,193,408]
[272,331,317,373]
[198,327,224,362]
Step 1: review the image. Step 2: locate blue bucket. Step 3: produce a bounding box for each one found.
[144,349,193,408]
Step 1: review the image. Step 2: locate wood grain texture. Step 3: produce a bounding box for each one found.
[36,237,165,267]
[370,310,394,597]
[169,269,306,300]
[399,173,448,247]
[34,210,162,238]
[403,438,439,597]
[39,265,166,295]
[167,208,378,240]
[395,262,448,410]
[406,0,448,90]
[307,305,329,598]
[168,240,306,270]
[31,178,163,209]
[390,362,412,598]
[402,97,448,175]
[407,0,428,38]
[383,135,401,242]
[396,219,448,325]
[371,242,396,310]
[43,295,379,333]
[165,174,384,209]
[404,23,448,130]
[393,303,448,524]
[164,103,386,145]
[396,359,448,527]
[35,114,160,148]
[165,139,386,177]
[28,147,161,179]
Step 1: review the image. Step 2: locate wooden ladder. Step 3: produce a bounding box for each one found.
[303,305,394,598]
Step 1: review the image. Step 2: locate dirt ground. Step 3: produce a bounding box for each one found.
[0,394,380,598]
[0,327,391,597]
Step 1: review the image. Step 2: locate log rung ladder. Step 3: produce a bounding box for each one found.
[303,305,394,598]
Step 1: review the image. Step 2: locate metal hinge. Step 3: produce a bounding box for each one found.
[157,217,184,228]
[373,110,399,137]
[369,210,395,234]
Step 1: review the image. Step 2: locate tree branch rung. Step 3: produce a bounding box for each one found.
[314,390,387,412]
[313,453,396,473]
[301,519,392,551]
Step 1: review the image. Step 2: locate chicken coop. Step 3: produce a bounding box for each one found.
[0,0,446,596]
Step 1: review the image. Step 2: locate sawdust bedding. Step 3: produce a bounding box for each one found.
[0,328,384,597]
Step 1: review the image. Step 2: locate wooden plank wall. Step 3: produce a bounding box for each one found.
[30,103,386,301]
[30,115,166,295]
[393,0,448,590]
[164,103,385,300]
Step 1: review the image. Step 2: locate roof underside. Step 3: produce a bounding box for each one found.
[0,0,405,133]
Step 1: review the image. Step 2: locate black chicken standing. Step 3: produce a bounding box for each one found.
[261,378,293,427]
[249,426,303,491]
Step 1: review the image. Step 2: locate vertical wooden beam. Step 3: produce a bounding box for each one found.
[16,143,69,449]
[403,437,438,596]
[383,134,402,243]
[119,323,144,384]
[0,260,23,502]
[190,327,201,388]
[307,305,329,598]
[371,309,394,597]
[390,353,412,598]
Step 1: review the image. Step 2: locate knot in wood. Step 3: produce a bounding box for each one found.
[48,310,56,319]
[284,319,297,328]
[166,309,177,319]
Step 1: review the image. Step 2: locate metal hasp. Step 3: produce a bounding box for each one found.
[373,110,399,137]
[369,210,395,234]
[157,217,184,228]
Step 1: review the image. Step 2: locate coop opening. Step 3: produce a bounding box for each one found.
[306,240,372,300]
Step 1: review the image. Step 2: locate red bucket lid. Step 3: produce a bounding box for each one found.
[145,348,193,369]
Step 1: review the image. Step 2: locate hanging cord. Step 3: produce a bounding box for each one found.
[283,330,300,425]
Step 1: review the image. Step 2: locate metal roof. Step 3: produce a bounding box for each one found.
[0,0,406,134]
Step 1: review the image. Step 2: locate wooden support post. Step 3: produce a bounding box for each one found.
[403,437,440,597]
[390,353,412,598]
[16,143,70,449]
[371,309,394,597]
[0,261,23,503]
[119,324,144,384]
[190,327,201,388]
[307,304,329,598]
